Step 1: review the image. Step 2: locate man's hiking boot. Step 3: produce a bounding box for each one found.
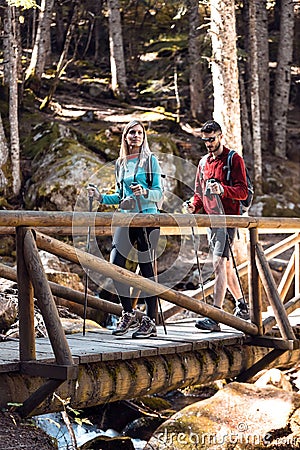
[112,311,139,336]
[234,301,250,320]
[132,316,157,338]
[195,317,221,332]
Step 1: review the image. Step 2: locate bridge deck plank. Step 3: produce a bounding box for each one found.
[1,315,299,373]
[0,321,246,371]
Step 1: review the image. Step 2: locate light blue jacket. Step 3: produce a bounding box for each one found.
[101,155,163,213]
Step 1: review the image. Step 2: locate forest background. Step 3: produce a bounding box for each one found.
[0,0,299,213]
[0,2,299,447]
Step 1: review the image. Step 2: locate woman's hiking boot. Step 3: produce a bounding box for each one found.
[132,316,157,338]
[112,311,139,336]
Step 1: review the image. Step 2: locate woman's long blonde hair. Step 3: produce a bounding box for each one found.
[119,120,152,168]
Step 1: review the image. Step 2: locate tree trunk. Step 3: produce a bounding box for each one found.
[210,0,242,153]
[0,113,9,192]
[3,6,10,85]
[8,6,21,196]
[249,0,262,194]
[256,0,270,153]
[40,0,80,109]
[54,0,65,53]
[239,69,252,155]
[25,0,55,90]
[107,0,128,100]
[272,0,295,157]
[187,0,205,121]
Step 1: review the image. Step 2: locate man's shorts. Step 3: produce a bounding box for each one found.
[207,227,236,259]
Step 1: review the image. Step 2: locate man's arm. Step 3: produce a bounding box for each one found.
[191,163,204,212]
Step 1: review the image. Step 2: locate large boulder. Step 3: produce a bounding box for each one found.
[145,381,300,449]
[23,122,106,211]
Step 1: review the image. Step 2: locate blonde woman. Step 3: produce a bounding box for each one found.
[88,120,163,338]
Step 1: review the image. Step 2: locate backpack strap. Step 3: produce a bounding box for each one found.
[146,154,153,187]
[224,149,236,183]
[115,159,122,196]
[115,158,128,200]
[199,153,209,180]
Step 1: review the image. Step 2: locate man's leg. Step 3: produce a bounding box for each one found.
[195,228,225,332]
[226,258,242,299]
[213,255,227,309]
[226,241,250,320]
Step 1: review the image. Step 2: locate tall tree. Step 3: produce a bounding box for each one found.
[249,0,262,194]
[7,5,21,196]
[239,69,252,154]
[272,0,295,157]
[210,0,242,152]
[0,113,9,193]
[107,0,128,100]
[187,0,205,121]
[54,0,65,53]
[40,0,80,109]
[256,0,269,154]
[25,0,55,90]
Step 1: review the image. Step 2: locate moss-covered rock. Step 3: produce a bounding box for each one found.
[23,122,106,211]
[146,382,300,449]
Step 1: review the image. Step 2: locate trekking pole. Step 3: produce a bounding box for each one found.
[185,200,206,303]
[134,186,167,334]
[83,190,94,336]
[227,237,246,303]
[191,225,206,303]
[153,249,167,335]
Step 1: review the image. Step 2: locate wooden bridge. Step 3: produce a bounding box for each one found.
[0,211,300,418]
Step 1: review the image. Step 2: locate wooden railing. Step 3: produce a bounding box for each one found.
[0,211,300,415]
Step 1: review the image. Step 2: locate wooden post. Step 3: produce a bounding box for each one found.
[16,227,36,361]
[278,251,295,302]
[256,242,296,340]
[295,236,300,297]
[17,379,63,418]
[235,349,287,382]
[249,228,263,334]
[263,294,300,333]
[35,231,259,336]
[23,229,74,366]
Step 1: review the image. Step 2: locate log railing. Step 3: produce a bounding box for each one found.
[0,211,300,415]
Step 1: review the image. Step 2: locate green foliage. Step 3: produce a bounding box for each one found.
[5,0,37,9]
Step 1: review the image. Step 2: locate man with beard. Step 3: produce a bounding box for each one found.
[186,120,250,332]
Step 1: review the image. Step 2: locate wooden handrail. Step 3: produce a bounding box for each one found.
[23,229,74,366]
[0,261,140,318]
[263,294,300,333]
[188,232,300,301]
[35,230,259,335]
[17,227,36,361]
[0,210,300,229]
[255,242,296,341]
[278,251,295,301]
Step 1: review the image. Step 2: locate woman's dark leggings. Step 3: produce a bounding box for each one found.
[110,226,160,320]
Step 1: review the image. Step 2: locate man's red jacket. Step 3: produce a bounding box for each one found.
[192,146,248,216]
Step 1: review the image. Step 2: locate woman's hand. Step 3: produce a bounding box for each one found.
[86,183,102,201]
[130,183,147,197]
